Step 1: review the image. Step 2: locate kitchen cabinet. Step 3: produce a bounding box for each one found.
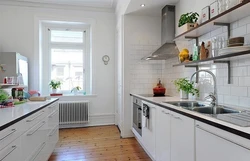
[155,107,171,161]
[0,137,21,161]
[170,111,195,161]
[142,101,156,160]
[0,100,59,161]
[196,121,250,161]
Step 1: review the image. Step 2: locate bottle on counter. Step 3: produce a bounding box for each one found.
[193,44,199,61]
[200,42,207,60]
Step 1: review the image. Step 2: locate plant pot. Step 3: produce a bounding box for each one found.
[52,89,57,93]
[72,89,78,95]
[180,90,188,99]
[179,23,195,34]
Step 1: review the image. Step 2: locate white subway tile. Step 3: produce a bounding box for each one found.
[230,21,238,30]
[231,86,248,96]
[238,15,250,27]
[239,77,250,86]
[231,25,247,37]
[248,24,250,34]
[232,67,248,76]
[217,86,231,95]
[239,97,250,108]
[224,95,239,106]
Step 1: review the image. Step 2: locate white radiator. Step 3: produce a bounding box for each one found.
[59,101,89,126]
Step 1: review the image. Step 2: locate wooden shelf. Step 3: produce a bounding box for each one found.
[0,84,27,88]
[174,0,250,41]
[173,50,250,67]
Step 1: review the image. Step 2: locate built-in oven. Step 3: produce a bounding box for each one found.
[133,97,142,136]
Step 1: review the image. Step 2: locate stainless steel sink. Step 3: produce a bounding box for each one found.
[163,101,209,109]
[163,101,241,115]
[193,107,241,115]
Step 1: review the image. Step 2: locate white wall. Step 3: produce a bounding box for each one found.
[0,4,116,125]
[123,14,162,137]
[166,0,250,109]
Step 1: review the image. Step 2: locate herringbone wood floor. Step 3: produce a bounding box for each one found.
[48,125,151,161]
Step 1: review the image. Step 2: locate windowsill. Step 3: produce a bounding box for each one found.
[47,94,97,98]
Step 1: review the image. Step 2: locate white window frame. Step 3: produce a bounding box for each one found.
[41,22,91,95]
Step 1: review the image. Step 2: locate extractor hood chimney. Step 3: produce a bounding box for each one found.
[142,5,179,60]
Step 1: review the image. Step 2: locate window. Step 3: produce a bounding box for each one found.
[41,22,91,95]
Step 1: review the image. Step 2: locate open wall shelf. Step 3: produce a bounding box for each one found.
[173,50,250,67]
[174,0,250,41]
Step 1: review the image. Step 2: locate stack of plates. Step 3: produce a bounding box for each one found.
[218,46,250,56]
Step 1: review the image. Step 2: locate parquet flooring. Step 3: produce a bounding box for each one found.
[48,125,152,161]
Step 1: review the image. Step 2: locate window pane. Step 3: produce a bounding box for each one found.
[51,30,83,43]
[51,49,84,91]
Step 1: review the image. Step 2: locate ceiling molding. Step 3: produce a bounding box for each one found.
[0,0,116,12]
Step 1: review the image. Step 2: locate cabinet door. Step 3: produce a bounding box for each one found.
[142,103,156,160]
[0,138,21,161]
[156,108,171,161]
[196,125,250,161]
[170,112,195,161]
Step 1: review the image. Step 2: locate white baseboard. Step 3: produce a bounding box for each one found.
[59,113,115,129]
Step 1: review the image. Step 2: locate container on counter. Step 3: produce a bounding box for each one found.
[202,6,210,23]
[210,1,219,18]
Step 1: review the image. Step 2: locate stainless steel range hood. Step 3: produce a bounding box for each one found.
[142,5,179,60]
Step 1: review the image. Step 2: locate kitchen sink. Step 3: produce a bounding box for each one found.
[163,101,209,109]
[193,107,241,115]
[163,101,241,115]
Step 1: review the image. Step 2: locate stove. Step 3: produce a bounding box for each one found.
[138,94,172,97]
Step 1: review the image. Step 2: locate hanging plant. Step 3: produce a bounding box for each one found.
[178,12,199,27]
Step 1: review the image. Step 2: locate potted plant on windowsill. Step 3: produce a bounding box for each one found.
[49,80,62,93]
[178,12,199,34]
[174,78,199,99]
[71,86,81,95]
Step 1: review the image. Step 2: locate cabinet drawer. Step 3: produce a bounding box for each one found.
[47,110,59,128]
[24,108,47,130]
[21,119,47,161]
[0,138,21,161]
[26,142,46,161]
[47,102,58,115]
[0,119,25,151]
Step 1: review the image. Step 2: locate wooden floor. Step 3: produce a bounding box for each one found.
[48,125,152,161]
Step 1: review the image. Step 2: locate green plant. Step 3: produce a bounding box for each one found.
[178,12,199,27]
[49,80,62,89]
[174,78,199,96]
[71,86,81,93]
[0,89,9,103]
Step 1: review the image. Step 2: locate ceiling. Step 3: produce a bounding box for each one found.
[5,0,116,8]
[125,0,180,16]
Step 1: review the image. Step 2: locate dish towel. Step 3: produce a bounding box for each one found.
[142,115,149,128]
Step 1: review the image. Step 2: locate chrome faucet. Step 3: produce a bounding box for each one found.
[190,70,218,106]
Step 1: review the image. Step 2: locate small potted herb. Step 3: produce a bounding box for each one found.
[0,89,9,104]
[71,86,81,95]
[178,12,199,33]
[49,80,62,93]
[174,78,199,99]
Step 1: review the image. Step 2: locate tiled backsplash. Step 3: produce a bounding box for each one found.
[164,15,250,108]
[129,44,164,94]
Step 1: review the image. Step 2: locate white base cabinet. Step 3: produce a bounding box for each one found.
[196,121,250,161]
[170,111,195,161]
[155,108,171,161]
[0,101,59,161]
[142,101,156,160]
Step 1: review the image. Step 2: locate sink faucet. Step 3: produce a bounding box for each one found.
[190,70,218,106]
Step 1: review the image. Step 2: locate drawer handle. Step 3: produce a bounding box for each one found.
[171,114,182,120]
[0,129,16,141]
[29,142,46,161]
[48,110,58,118]
[162,110,170,115]
[196,125,250,150]
[0,145,17,161]
[49,125,59,136]
[26,111,45,122]
[27,121,45,136]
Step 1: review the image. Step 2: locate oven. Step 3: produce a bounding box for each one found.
[133,97,142,136]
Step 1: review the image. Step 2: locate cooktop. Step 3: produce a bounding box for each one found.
[138,94,172,97]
